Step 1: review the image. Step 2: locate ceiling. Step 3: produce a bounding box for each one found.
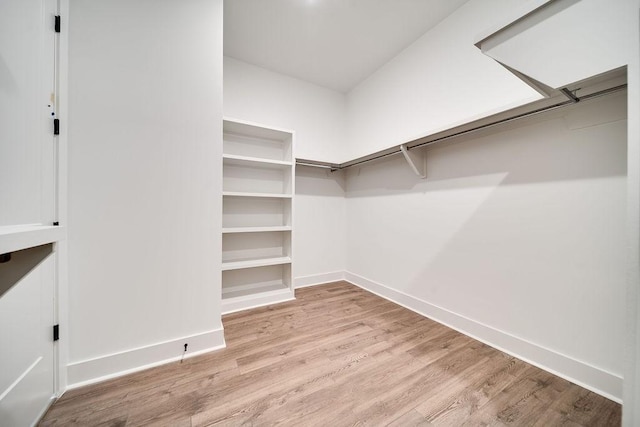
[224,0,469,93]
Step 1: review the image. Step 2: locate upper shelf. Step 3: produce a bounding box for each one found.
[474,0,634,90]
[0,224,65,254]
[223,118,294,163]
[224,119,293,142]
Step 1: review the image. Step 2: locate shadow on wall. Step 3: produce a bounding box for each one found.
[406,135,627,377]
[0,57,18,95]
[296,165,346,196]
[345,91,627,197]
[0,244,53,299]
[343,91,628,378]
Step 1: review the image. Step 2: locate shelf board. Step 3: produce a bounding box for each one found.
[221,285,294,314]
[221,256,292,271]
[222,226,292,234]
[222,281,288,297]
[0,224,65,254]
[223,154,292,168]
[223,191,292,199]
[223,119,293,142]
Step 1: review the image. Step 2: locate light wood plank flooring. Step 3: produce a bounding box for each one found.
[40,281,621,426]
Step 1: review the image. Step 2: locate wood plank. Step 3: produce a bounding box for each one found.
[387,409,433,427]
[39,281,621,426]
[533,385,623,426]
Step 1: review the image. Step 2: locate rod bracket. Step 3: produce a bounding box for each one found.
[400,144,426,179]
[560,87,580,103]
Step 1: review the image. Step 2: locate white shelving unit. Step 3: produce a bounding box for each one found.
[221,119,295,314]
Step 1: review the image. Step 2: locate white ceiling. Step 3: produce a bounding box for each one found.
[224,0,469,93]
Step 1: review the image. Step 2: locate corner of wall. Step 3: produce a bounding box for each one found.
[294,271,346,289]
[342,271,623,402]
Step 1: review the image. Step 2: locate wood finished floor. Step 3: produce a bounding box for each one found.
[40,281,621,426]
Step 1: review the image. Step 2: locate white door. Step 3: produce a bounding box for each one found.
[0,249,56,426]
[0,0,58,424]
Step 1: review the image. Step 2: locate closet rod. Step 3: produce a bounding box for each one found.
[296,83,627,171]
[409,83,626,152]
[296,160,340,171]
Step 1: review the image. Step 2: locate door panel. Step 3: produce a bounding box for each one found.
[0,0,57,226]
[0,0,58,424]
[0,248,55,426]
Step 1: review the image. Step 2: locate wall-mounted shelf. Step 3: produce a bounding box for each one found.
[223,197,291,229]
[222,226,292,234]
[223,192,292,199]
[223,154,293,168]
[221,280,294,313]
[222,256,292,271]
[0,224,65,255]
[221,118,295,314]
[474,0,632,90]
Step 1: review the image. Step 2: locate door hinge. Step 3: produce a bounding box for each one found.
[53,324,59,342]
[54,118,59,135]
[55,16,61,33]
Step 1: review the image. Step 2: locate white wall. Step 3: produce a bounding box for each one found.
[345,0,542,160]
[295,166,346,285]
[224,58,347,283]
[345,92,627,400]
[224,57,347,163]
[66,0,224,386]
[0,0,56,226]
[623,3,640,425]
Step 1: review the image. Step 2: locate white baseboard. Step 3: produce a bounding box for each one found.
[66,328,226,390]
[294,271,346,288]
[343,271,623,403]
[222,289,295,315]
[64,273,624,403]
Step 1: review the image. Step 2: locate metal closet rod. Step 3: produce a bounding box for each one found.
[296,83,627,171]
[296,160,340,171]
